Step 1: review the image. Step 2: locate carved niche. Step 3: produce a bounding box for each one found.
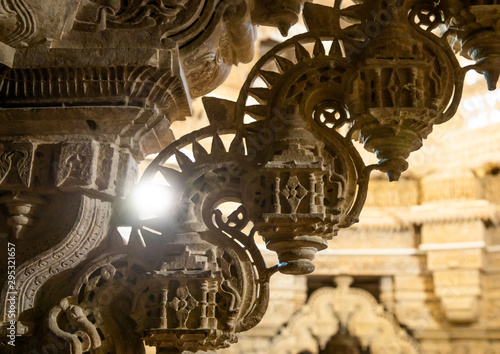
[270,276,421,354]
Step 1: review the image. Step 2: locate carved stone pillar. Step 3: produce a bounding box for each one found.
[0,33,192,343]
[0,0,306,352]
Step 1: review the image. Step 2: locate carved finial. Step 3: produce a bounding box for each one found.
[334,276,354,290]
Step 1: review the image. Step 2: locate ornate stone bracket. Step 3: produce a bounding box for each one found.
[0,195,112,336]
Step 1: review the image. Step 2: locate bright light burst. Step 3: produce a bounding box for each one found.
[129,182,177,220]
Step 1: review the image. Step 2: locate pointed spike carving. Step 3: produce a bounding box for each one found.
[141,216,171,235]
[246,105,267,120]
[295,42,311,62]
[245,120,266,134]
[342,25,366,42]
[485,69,500,91]
[249,87,272,104]
[158,166,182,185]
[340,5,364,24]
[192,140,209,161]
[174,149,194,171]
[329,40,343,56]
[229,133,245,155]
[211,133,226,155]
[260,70,281,86]
[275,55,295,73]
[303,2,336,33]
[130,228,146,248]
[139,226,161,239]
[313,39,326,57]
[202,96,237,126]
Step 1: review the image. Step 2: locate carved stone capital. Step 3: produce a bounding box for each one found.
[0,43,191,157]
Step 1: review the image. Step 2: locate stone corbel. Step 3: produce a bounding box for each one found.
[420,219,487,324]
[433,270,481,324]
[0,0,81,49]
[179,0,257,98]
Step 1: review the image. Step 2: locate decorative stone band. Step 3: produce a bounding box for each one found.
[0,194,112,336]
[0,141,137,198]
[0,45,190,118]
[0,45,191,156]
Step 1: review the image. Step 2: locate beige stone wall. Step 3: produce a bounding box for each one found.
[217,165,500,352]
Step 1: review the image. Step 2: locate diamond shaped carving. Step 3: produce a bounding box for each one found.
[281,175,308,213]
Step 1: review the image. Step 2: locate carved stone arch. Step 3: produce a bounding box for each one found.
[270,276,421,354]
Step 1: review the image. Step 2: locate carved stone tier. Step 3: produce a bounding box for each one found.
[32,226,270,353]
[0,41,190,157]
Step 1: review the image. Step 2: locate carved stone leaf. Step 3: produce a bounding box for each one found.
[185,295,198,311]
[170,296,181,310]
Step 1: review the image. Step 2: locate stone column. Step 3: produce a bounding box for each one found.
[0,0,304,351]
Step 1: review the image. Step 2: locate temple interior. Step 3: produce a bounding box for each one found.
[1,0,500,353]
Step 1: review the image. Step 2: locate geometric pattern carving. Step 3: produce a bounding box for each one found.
[168,286,199,329]
[281,175,308,214]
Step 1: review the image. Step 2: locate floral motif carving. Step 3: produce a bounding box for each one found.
[56,142,97,189]
[169,286,199,329]
[74,0,189,31]
[281,175,308,214]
